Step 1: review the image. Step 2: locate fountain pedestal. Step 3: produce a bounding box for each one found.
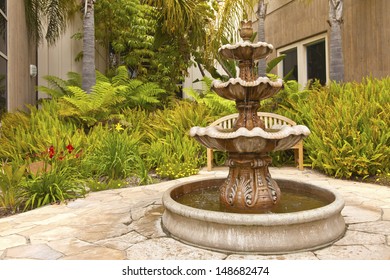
[220,153,280,211]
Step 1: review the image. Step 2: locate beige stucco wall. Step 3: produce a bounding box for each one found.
[7,0,37,112]
[38,14,107,99]
[264,0,390,82]
[342,0,390,81]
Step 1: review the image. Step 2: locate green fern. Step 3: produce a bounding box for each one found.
[59,82,125,128]
[110,66,166,110]
[37,72,83,99]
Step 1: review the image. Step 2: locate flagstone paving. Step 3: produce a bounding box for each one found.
[0,167,389,260]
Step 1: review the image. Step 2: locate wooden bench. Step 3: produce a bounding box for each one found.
[206,112,304,171]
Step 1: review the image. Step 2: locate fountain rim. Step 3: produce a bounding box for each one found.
[211,76,283,88]
[162,176,345,227]
[189,125,310,139]
[218,41,274,52]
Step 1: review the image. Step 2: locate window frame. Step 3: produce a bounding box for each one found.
[277,33,329,86]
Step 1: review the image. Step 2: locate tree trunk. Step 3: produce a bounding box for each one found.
[82,0,96,93]
[257,0,267,77]
[328,0,344,82]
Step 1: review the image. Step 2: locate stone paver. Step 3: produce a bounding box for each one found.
[3,243,63,260]
[382,207,390,221]
[0,234,27,250]
[226,251,319,260]
[0,167,389,260]
[126,238,227,260]
[341,205,381,224]
[314,245,388,260]
[334,230,386,246]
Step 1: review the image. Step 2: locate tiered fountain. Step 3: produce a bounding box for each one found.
[162,21,345,253]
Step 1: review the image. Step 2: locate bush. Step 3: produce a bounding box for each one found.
[0,162,26,214]
[21,143,86,210]
[81,124,150,183]
[282,77,390,179]
[145,100,212,179]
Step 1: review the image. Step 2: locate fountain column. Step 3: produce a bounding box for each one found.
[220,153,280,211]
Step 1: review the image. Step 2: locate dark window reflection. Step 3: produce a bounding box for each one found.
[0,13,6,55]
[0,0,5,15]
[307,41,326,85]
[282,48,298,81]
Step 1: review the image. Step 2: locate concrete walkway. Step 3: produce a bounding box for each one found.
[1,167,389,260]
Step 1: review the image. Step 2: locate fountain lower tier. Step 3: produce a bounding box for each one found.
[190,125,310,153]
[162,177,346,254]
[191,124,310,210]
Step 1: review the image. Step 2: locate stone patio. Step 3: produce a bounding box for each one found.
[0,167,389,260]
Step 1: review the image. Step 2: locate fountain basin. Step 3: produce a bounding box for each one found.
[162,176,346,254]
[190,125,310,153]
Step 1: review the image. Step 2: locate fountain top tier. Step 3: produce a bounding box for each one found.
[211,21,283,107]
[219,20,274,61]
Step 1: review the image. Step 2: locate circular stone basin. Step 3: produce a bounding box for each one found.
[162,177,345,254]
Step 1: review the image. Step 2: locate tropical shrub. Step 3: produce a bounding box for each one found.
[0,100,87,165]
[39,67,166,130]
[85,178,128,192]
[22,167,85,211]
[145,100,213,179]
[81,124,151,184]
[0,162,26,214]
[21,142,86,210]
[282,77,390,179]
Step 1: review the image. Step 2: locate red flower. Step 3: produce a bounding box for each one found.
[48,146,55,158]
[66,144,75,154]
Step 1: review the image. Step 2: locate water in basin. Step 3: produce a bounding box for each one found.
[174,181,329,214]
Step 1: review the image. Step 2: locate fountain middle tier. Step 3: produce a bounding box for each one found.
[211,77,283,101]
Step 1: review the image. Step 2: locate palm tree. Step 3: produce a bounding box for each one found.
[24,0,78,45]
[256,0,267,76]
[328,0,344,82]
[24,0,96,93]
[81,0,96,93]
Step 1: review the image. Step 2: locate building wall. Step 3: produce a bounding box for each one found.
[7,0,37,112]
[343,0,390,81]
[38,14,107,99]
[264,0,389,82]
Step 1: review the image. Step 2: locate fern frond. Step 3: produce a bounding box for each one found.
[66,72,82,87]
[112,66,130,86]
[96,70,110,83]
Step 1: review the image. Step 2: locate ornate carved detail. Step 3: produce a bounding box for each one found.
[220,153,280,211]
[266,173,278,203]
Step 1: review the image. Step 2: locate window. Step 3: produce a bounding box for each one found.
[281,48,298,81]
[277,34,328,86]
[0,9,6,55]
[0,0,6,117]
[307,40,326,85]
[0,0,5,14]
